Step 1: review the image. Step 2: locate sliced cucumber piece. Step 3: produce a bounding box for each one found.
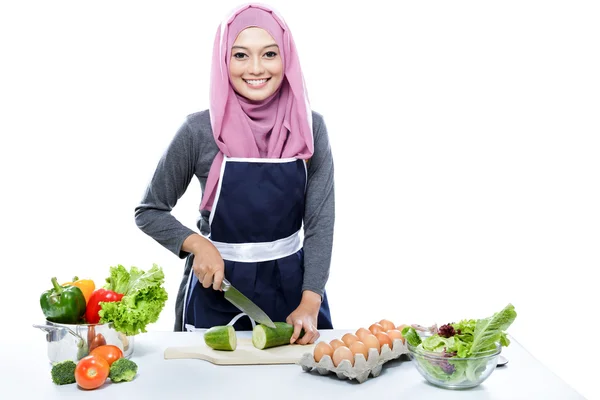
[252,322,305,350]
[204,325,237,351]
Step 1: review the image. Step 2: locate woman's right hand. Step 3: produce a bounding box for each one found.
[183,234,225,290]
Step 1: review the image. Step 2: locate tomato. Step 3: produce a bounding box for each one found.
[75,355,109,390]
[90,345,124,366]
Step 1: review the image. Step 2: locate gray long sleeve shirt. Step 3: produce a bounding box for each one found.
[134,109,335,298]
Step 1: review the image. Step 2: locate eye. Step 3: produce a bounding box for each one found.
[264,51,278,58]
[232,52,247,59]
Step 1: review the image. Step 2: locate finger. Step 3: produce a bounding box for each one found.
[192,263,204,281]
[298,325,316,345]
[202,270,214,288]
[212,269,224,291]
[304,327,320,344]
[289,319,303,344]
[195,270,205,283]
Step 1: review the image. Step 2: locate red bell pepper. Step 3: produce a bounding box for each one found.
[85,289,124,324]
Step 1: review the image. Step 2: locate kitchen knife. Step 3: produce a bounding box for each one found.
[221,278,276,329]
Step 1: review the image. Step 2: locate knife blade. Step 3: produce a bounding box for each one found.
[221,278,276,329]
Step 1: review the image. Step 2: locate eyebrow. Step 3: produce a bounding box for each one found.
[231,44,279,51]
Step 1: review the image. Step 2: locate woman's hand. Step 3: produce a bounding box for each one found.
[183,234,225,290]
[286,290,322,345]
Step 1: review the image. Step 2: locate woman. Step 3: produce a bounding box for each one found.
[134,3,334,345]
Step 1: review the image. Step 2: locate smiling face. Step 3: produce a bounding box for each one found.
[229,27,284,101]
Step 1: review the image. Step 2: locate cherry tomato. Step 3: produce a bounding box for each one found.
[90,345,124,366]
[75,355,109,390]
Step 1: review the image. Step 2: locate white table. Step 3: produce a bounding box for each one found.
[4,329,585,399]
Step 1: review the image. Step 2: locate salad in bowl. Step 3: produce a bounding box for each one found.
[402,304,517,389]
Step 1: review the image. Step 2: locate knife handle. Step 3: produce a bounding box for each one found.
[221,278,231,291]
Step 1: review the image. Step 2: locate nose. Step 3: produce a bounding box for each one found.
[248,57,265,75]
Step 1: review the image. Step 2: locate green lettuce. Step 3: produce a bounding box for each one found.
[402,326,422,347]
[452,319,476,357]
[468,304,516,356]
[103,264,146,295]
[422,335,455,353]
[98,264,168,336]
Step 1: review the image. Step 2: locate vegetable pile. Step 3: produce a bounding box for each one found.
[402,303,517,384]
[50,344,138,389]
[39,264,164,389]
[39,264,168,336]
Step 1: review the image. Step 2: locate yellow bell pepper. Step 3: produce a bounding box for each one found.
[62,276,95,304]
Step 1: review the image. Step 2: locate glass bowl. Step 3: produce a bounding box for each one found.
[407,342,501,389]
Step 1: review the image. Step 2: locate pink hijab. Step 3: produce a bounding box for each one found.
[200,3,314,211]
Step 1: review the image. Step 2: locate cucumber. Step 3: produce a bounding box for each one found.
[204,325,237,351]
[252,322,305,350]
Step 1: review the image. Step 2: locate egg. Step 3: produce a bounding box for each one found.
[375,332,393,350]
[313,341,334,362]
[386,329,404,344]
[396,323,409,333]
[341,333,360,347]
[355,327,371,341]
[349,341,369,360]
[329,339,345,351]
[369,323,385,335]
[379,319,396,331]
[362,333,381,353]
[332,345,355,367]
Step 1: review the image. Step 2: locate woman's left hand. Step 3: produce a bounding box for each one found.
[286,290,322,345]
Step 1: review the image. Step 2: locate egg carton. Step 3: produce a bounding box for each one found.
[297,339,409,384]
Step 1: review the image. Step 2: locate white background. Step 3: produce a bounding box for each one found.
[1,1,598,398]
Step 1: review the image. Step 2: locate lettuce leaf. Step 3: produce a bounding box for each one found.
[103,265,146,295]
[98,264,168,336]
[422,335,454,353]
[464,358,489,382]
[453,319,476,337]
[468,303,517,356]
[450,319,476,357]
[402,326,422,347]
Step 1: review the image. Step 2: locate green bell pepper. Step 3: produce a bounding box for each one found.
[40,277,86,324]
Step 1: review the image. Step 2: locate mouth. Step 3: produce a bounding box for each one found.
[243,78,270,88]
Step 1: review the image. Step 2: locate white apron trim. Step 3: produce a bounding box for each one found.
[208,156,229,227]
[224,156,299,163]
[184,313,256,332]
[302,158,308,193]
[181,261,194,331]
[212,229,302,263]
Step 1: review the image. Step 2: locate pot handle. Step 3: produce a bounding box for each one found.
[32,323,85,342]
[32,323,60,334]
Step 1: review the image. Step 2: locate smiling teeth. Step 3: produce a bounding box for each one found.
[245,79,268,85]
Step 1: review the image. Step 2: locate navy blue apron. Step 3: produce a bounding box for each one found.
[182,156,333,331]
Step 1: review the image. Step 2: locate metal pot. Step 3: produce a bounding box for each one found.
[33,320,134,364]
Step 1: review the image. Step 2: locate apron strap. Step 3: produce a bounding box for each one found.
[226,313,257,329]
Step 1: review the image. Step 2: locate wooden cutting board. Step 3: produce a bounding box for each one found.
[164,338,315,365]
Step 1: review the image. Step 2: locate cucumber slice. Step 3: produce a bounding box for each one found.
[252,322,305,350]
[204,325,237,351]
